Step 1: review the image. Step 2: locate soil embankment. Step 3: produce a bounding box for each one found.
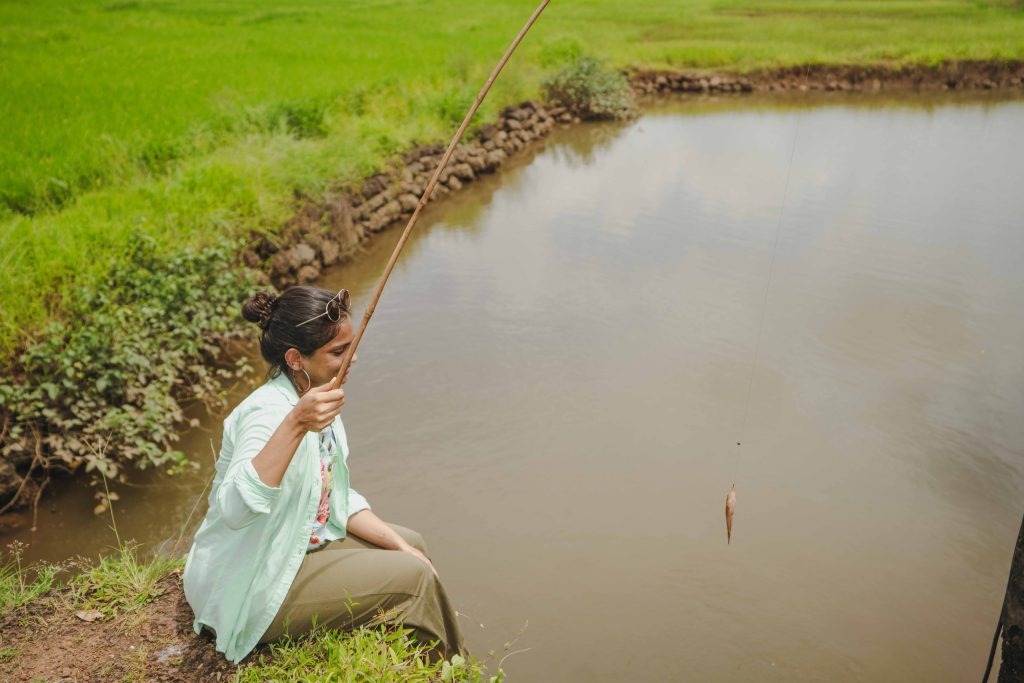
[0,572,235,682]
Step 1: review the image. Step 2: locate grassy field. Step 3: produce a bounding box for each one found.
[1,0,1023,354]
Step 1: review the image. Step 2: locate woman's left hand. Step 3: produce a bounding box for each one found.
[400,544,438,577]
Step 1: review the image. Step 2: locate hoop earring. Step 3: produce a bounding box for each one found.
[292,368,311,394]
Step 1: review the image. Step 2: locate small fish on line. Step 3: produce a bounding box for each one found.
[725,484,736,544]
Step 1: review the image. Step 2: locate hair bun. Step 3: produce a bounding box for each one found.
[242,291,278,329]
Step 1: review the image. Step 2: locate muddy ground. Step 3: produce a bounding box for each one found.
[0,572,237,683]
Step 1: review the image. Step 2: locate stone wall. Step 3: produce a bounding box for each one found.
[250,101,572,288]
[630,60,1024,95]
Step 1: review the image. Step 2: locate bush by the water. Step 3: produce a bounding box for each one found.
[0,234,260,502]
[542,56,635,120]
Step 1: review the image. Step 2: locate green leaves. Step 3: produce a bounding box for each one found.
[542,55,636,121]
[0,231,260,494]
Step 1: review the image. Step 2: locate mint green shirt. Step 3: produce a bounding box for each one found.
[183,372,371,663]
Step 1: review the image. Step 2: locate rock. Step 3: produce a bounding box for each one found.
[360,175,386,199]
[483,149,506,171]
[558,112,573,123]
[269,249,300,275]
[446,176,462,192]
[296,263,320,283]
[400,180,423,197]
[505,118,523,131]
[398,193,420,212]
[75,609,104,622]
[319,239,341,266]
[379,199,402,222]
[156,643,185,664]
[293,243,316,265]
[450,162,475,181]
[365,191,389,212]
[505,106,530,121]
[466,154,487,173]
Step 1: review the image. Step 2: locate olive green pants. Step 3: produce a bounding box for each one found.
[259,524,466,659]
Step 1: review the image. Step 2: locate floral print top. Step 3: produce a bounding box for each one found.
[306,427,336,551]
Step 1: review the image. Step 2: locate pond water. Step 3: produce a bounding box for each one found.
[6,91,1024,682]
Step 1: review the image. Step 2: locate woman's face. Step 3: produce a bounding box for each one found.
[302,315,357,388]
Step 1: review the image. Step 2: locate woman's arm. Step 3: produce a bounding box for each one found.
[251,380,346,487]
[347,509,437,575]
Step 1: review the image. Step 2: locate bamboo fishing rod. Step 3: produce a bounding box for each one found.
[331,0,551,387]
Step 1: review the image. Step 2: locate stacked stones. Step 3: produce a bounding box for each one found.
[630,62,1024,96]
[261,101,559,288]
[631,70,754,95]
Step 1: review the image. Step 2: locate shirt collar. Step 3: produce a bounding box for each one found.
[269,370,300,406]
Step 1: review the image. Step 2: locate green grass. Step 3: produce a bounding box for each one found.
[0,541,493,681]
[0,542,60,614]
[238,627,491,683]
[1,0,1023,355]
[71,543,183,617]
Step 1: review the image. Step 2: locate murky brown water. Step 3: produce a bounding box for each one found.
[6,92,1024,681]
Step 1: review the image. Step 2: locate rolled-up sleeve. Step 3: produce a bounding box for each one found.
[216,406,285,530]
[347,487,371,517]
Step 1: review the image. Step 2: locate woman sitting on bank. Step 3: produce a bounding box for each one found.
[183,286,465,664]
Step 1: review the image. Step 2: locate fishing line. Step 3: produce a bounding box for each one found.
[731,111,802,487]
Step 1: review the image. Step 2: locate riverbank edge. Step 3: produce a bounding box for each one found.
[0,551,486,682]
[249,59,1024,291]
[2,59,1023,512]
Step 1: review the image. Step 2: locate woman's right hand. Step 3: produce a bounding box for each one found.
[291,379,345,431]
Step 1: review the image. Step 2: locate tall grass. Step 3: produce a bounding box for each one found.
[1,0,1022,355]
[0,542,60,614]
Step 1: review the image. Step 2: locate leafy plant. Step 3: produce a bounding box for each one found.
[542,55,635,121]
[0,232,260,499]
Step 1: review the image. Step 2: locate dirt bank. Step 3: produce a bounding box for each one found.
[0,571,235,682]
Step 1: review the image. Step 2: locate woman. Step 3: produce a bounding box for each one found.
[183,285,465,664]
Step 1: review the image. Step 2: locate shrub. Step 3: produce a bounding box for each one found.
[542,56,635,121]
[0,233,261,500]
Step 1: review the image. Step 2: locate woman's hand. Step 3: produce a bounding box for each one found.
[291,378,345,432]
[400,543,438,577]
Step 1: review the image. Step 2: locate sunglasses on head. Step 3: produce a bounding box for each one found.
[295,288,351,327]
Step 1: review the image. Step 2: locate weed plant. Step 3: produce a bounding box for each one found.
[0,542,60,615]
[543,56,636,119]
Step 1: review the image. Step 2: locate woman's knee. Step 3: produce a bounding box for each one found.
[389,524,428,555]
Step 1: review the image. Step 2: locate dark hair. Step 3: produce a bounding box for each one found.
[241,286,351,377]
